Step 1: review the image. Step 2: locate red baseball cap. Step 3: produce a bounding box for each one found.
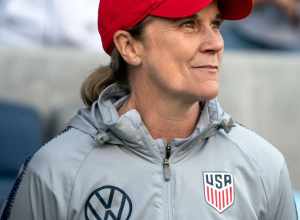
[98,0,253,54]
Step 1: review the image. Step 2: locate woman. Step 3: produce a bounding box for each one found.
[0,0,297,219]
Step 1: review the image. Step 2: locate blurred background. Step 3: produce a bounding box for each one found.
[0,0,299,212]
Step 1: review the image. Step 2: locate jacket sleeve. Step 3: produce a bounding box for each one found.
[0,160,65,220]
[267,161,298,220]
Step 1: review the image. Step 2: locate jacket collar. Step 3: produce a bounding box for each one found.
[68,83,234,162]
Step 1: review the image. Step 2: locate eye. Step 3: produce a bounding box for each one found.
[178,19,198,31]
[212,19,223,29]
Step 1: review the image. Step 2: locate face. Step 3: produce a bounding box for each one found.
[137,1,224,103]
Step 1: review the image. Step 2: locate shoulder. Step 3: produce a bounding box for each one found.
[227,123,284,162]
[221,123,296,218]
[0,128,98,219]
[26,127,97,191]
[223,123,286,185]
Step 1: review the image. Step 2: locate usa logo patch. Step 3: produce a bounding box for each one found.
[203,172,234,213]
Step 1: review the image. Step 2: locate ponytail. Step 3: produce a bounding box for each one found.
[81,65,114,107]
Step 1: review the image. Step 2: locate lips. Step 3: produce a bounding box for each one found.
[192,65,218,70]
[191,65,219,74]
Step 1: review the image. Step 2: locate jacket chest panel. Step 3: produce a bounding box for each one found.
[171,161,265,220]
[68,137,266,220]
[68,149,165,220]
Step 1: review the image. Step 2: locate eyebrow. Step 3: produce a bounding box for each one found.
[215,13,223,21]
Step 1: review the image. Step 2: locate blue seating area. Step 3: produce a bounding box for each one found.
[0,101,43,206]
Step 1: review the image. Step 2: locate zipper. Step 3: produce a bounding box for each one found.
[163,143,172,181]
[162,143,173,220]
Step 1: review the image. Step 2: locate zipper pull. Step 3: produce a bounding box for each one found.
[163,144,172,182]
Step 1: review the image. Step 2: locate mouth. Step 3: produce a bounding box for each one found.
[191,65,219,72]
[192,65,218,69]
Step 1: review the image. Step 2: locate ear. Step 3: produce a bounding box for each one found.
[113,30,143,66]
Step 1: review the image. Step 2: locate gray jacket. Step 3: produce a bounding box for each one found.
[1,84,297,220]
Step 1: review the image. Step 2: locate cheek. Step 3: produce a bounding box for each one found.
[146,34,190,76]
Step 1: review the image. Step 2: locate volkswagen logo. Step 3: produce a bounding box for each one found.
[85,185,133,220]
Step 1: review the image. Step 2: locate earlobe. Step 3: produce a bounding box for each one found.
[113,30,142,66]
[131,57,142,66]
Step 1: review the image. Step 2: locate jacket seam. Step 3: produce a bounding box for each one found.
[268,162,287,220]
[66,137,98,220]
[19,168,62,219]
[0,157,32,220]
[218,130,271,211]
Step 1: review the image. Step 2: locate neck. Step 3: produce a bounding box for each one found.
[118,86,202,142]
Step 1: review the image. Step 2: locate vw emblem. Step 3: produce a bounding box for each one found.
[85,185,133,220]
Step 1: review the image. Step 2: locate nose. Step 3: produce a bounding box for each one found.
[199,26,224,54]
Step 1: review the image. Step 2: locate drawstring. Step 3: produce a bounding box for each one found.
[220,117,235,133]
[200,117,235,140]
[94,130,123,146]
[95,132,110,145]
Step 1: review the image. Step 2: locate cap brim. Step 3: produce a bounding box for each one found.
[150,0,252,20]
[218,0,253,20]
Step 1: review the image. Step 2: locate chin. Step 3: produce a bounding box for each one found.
[182,90,218,103]
[204,92,218,100]
[195,83,219,100]
[174,83,219,102]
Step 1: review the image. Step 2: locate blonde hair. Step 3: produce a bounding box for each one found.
[80,50,129,107]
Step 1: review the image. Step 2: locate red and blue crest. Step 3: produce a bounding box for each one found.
[203,172,234,213]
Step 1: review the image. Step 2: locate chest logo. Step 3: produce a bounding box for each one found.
[85,185,132,220]
[203,172,234,213]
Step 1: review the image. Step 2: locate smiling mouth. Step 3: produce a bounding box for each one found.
[192,65,219,72]
[193,65,218,69]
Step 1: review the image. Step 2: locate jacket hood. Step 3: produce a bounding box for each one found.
[68,83,234,162]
